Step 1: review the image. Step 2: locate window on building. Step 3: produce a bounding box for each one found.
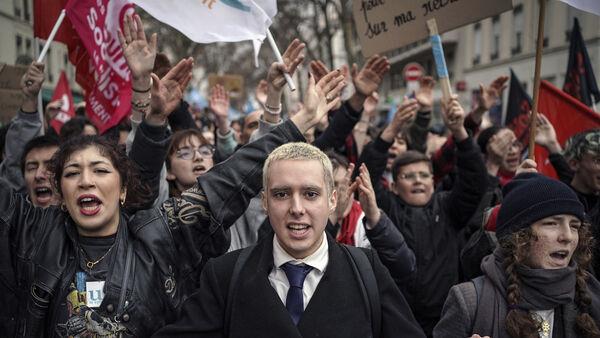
[23,0,30,21]
[512,4,523,55]
[491,16,500,61]
[473,23,482,65]
[15,35,23,58]
[25,38,32,57]
[13,0,22,18]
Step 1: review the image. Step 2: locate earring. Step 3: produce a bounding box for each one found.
[60,203,67,212]
[120,197,125,207]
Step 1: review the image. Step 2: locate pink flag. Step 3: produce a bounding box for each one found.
[65,0,134,133]
[50,71,75,134]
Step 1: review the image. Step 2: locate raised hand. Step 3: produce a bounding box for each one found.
[380,97,419,142]
[309,60,343,110]
[118,14,157,90]
[415,76,435,112]
[266,39,305,93]
[291,69,345,133]
[353,163,381,228]
[209,84,230,119]
[515,158,538,175]
[147,57,193,125]
[442,95,468,141]
[255,79,268,106]
[535,114,561,153]
[477,75,508,112]
[210,84,231,134]
[332,163,356,225]
[363,92,379,116]
[20,62,45,112]
[45,99,62,122]
[352,55,390,97]
[487,129,513,164]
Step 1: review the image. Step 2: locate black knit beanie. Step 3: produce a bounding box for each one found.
[496,173,585,240]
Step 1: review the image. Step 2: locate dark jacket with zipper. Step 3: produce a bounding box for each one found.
[0,120,304,337]
[359,135,487,336]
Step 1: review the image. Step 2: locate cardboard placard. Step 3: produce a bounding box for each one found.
[0,89,23,125]
[0,63,27,89]
[353,0,513,56]
[0,64,27,124]
[208,74,244,98]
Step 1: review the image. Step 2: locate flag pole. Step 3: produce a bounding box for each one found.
[528,0,546,160]
[37,9,66,63]
[266,29,296,92]
[427,19,453,102]
[35,38,45,135]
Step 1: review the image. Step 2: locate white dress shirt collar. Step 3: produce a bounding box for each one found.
[272,233,329,273]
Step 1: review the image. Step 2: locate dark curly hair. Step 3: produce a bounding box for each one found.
[48,135,151,211]
[500,223,600,338]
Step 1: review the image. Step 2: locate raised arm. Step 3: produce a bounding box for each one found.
[355,163,416,280]
[358,98,418,210]
[0,62,45,192]
[312,55,390,150]
[443,96,487,227]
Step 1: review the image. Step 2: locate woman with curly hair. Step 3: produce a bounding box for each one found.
[434,172,600,338]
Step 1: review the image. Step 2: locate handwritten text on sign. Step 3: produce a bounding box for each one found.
[353,0,512,56]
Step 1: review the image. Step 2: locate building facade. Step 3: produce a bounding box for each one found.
[0,0,80,102]
[384,0,600,120]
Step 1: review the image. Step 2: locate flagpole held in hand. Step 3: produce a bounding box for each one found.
[37,9,66,63]
[528,0,546,159]
[266,29,296,92]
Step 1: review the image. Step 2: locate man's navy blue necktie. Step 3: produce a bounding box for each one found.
[281,262,313,325]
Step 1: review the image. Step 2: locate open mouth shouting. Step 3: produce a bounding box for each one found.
[287,223,311,238]
[33,185,54,205]
[192,164,207,176]
[549,250,570,265]
[77,194,103,216]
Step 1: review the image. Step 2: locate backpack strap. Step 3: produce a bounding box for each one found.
[341,245,381,338]
[224,245,255,337]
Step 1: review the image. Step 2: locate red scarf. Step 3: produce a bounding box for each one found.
[336,201,363,246]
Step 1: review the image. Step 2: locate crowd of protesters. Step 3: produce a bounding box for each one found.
[0,14,599,338]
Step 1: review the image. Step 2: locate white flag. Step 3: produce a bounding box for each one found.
[133,0,277,43]
[558,0,600,16]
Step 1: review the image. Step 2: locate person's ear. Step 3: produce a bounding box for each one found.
[261,190,268,212]
[568,158,580,172]
[390,181,399,195]
[166,169,176,181]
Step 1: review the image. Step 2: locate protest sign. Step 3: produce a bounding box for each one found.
[208,74,245,98]
[0,64,27,124]
[353,0,512,56]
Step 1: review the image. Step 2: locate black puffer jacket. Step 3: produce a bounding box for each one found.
[0,120,304,337]
[359,135,487,336]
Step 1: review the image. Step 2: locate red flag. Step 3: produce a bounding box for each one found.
[535,80,600,178]
[65,0,135,134]
[33,0,69,43]
[49,71,75,134]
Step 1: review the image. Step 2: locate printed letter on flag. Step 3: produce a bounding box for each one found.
[50,71,75,134]
[65,0,134,133]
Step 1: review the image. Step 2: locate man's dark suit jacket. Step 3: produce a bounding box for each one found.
[154,234,425,337]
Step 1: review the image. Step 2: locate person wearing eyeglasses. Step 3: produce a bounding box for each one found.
[358,95,487,336]
[166,129,216,197]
